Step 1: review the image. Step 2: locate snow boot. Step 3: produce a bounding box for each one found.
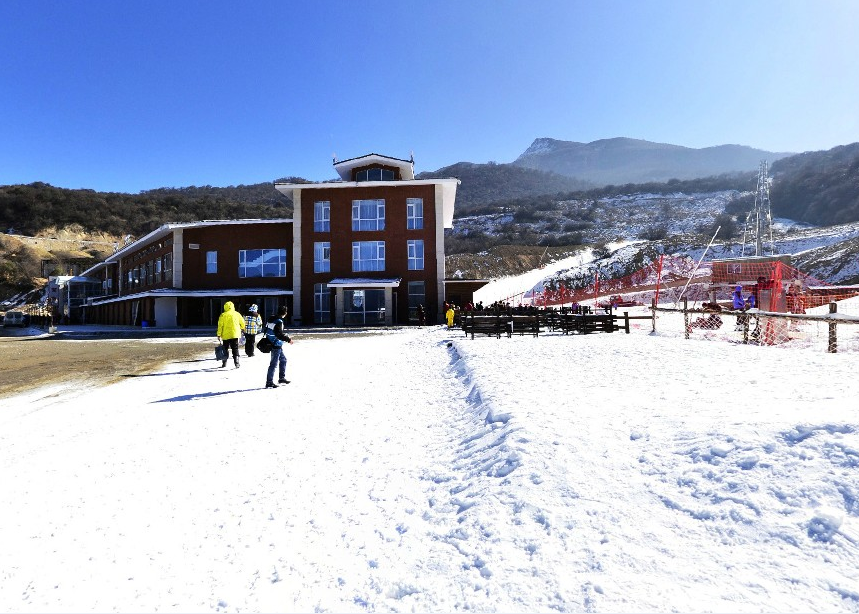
[278,378,290,384]
[265,381,278,389]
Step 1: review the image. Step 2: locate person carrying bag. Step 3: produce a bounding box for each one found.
[264,305,294,389]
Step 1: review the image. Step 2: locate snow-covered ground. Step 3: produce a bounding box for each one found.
[1,321,858,613]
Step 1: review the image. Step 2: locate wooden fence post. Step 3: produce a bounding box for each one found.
[651,298,657,333]
[829,302,838,353]
[683,298,689,340]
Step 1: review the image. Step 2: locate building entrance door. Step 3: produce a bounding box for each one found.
[343,289,385,326]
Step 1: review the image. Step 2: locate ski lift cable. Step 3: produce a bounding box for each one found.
[675,225,721,307]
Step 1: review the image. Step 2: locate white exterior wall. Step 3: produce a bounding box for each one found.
[291,190,302,325]
[435,184,447,322]
[154,297,177,327]
[172,229,183,289]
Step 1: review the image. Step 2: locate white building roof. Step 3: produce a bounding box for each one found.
[89,287,293,306]
[327,278,402,288]
[333,153,414,181]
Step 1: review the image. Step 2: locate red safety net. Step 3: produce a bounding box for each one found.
[529,255,859,315]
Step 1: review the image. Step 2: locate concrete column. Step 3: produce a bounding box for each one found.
[291,190,302,325]
[385,287,393,325]
[434,184,446,324]
[334,287,344,326]
[173,229,183,289]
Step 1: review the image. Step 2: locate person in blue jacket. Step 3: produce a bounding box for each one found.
[733,285,749,330]
[732,285,745,310]
[264,305,294,389]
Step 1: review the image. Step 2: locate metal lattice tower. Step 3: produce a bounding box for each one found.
[741,160,776,256]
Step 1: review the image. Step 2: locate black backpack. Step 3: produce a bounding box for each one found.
[256,336,272,353]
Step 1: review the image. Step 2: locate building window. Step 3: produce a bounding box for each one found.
[163,253,173,282]
[154,258,162,283]
[407,239,424,270]
[206,251,218,274]
[352,199,385,231]
[356,168,395,182]
[239,249,288,278]
[408,281,425,323]
[352,241,385,272]
[407,198,423,230]
[314,283,331,324]
[314,201,330,232]
[314,241,330,273]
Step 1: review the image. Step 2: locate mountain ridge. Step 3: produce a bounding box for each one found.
[514,136,794,186]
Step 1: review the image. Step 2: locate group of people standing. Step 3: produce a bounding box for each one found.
[216,301,294,389]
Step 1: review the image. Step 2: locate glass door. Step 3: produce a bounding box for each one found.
[344,289,385,325]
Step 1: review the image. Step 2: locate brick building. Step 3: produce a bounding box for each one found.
[81,220,293,327]
[79,153,460,327]
[275,153,459,326]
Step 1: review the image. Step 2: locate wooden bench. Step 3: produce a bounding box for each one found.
[577,313,621,334]
[509,314,540,336]
[557,311,629,334]
[461,314,510,339]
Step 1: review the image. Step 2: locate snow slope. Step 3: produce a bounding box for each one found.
[1,325,857,612]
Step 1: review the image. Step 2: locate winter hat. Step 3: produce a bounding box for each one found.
[249,304,258,313]
[734,286,742,293]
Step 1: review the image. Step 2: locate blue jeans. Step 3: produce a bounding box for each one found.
[267,345,286,383]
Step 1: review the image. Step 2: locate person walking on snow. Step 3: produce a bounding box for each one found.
[732,286,748,330]
[217,301,245,368]
[265,305,293,389]
[446,305,455,328]
[243,304,263,357]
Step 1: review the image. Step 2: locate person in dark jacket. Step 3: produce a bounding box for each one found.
[264,305,293,389]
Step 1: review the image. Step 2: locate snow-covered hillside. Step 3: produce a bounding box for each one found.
[452,190,859,287]
[452,190,740,246]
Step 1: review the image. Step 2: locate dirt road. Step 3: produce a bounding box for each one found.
[0,333,215,398]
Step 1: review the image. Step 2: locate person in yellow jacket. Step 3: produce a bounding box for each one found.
[217,301,245,368]
[446,305,456,328]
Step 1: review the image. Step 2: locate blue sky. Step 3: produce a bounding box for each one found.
[2,0,858,193]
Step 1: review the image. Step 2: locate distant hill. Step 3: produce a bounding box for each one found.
[0,181,291,238]
[769,143,859,225]
[513,137,794,186]
[140,178,303,209]
[416,162,591,214]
